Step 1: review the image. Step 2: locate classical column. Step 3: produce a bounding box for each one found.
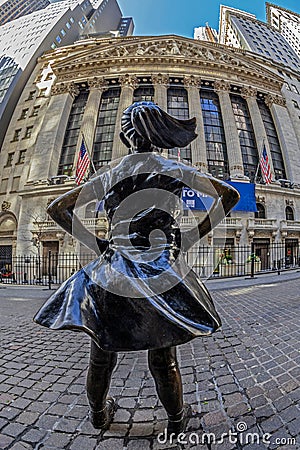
[79,77,109,161]
[27,82,79,183]
[214,80,245,179]
[112,74,138,160]
[183,75,208,172]
[152,73,169,111]
[241,87,275,179]
[265,94,298,182]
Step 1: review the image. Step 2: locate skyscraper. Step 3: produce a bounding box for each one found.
[0,0,133,149]
[218,4,300,72]
[0,0,50,25]
[194,24,218,43]
[266,3,300,58]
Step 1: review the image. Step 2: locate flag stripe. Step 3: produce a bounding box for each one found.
[260,145,272,184]
[75,139,90,185]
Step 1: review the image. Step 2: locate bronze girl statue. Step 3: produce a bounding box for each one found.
[34,101,239,436]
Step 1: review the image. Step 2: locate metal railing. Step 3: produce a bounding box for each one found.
[0,243,299,286]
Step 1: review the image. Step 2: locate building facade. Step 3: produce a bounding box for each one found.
[0,0,133,152]
[194,24,218,43]
[1,34,300,278]
[218,4,300,73]
[266,3,300,58]
[0,0,50,25]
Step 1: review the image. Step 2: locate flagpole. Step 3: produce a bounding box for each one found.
[81,132,96,174]
[254,139,265,184]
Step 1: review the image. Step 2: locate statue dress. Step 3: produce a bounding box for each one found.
[34,152,223,352]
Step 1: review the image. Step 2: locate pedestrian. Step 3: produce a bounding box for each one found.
[34,101,239,436]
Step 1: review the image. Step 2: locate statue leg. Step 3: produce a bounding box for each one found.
[86,340,117,429]
[148,346,190,436]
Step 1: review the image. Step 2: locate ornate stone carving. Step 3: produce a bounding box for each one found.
[1,201,11,211]
[119,74,139,89]
[183,75,201,88]
[151,73,169,86]
[51,82,80,97]
[241,86,257,98]
[214,80,230,92]
[88,77,109,91]
[264,94,286,108]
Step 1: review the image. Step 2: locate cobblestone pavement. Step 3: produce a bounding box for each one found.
[0,274,300,450]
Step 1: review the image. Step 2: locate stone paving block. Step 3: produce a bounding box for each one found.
[0,433,14,449]
[129,422,154,437]
[54,417,82,433]
[253,405,274,419]
[69,435,97,450]
[260,416,283,434]
[287,418,300,436]
[96,438,126,449]
[41,431,73,448]
[1,422,27,438]
[22,428,46,444]
[0,407,20,420]
[103,422,130,438]
[35,414,59,430]
[114,409,131,423]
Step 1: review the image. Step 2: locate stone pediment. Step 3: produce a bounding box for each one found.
[46,35,283,90]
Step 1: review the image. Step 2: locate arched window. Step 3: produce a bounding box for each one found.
[58,85,89,176]
[200,89,229,180]
[230,94,259,182]
[85,202,97,218]
[167,86,192,162]
[255,203,266,219]
[286,206,294,221]
[93,87,121,169]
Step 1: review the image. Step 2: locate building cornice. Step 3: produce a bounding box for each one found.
[40,35,284,95]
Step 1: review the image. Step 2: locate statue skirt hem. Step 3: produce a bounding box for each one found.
[34,255,221,352]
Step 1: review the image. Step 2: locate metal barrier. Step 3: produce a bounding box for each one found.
[0,243,299,286]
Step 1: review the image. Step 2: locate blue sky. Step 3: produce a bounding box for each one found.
[117,0,300,38]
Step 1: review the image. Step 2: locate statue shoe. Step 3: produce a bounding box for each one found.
[90,397,116,430]
[167,404,191,438]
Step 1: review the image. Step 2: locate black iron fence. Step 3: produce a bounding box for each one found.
[0,243,299,286]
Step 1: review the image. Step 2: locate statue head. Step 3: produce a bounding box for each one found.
[120,101,197,153]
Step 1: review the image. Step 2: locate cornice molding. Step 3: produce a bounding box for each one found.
[43,36,285,94]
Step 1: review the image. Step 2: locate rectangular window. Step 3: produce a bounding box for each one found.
[38,88,47,97]
[26,90,35,101]
[17,150,26,164]
[24,126,33,139]
[30,106,40,117]
[19,108,29,120]
[0,179,8,194]
[56,35,61,44]
[11,176,20,192]
[5,152,14,167]
[12,129,21,142]
[291,85,299,94]
[292,100,299,109]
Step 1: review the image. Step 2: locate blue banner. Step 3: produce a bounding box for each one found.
[182,182,257,212]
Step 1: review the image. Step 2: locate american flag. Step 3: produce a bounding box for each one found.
[260,145,272,184]
[75,139,90,185]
